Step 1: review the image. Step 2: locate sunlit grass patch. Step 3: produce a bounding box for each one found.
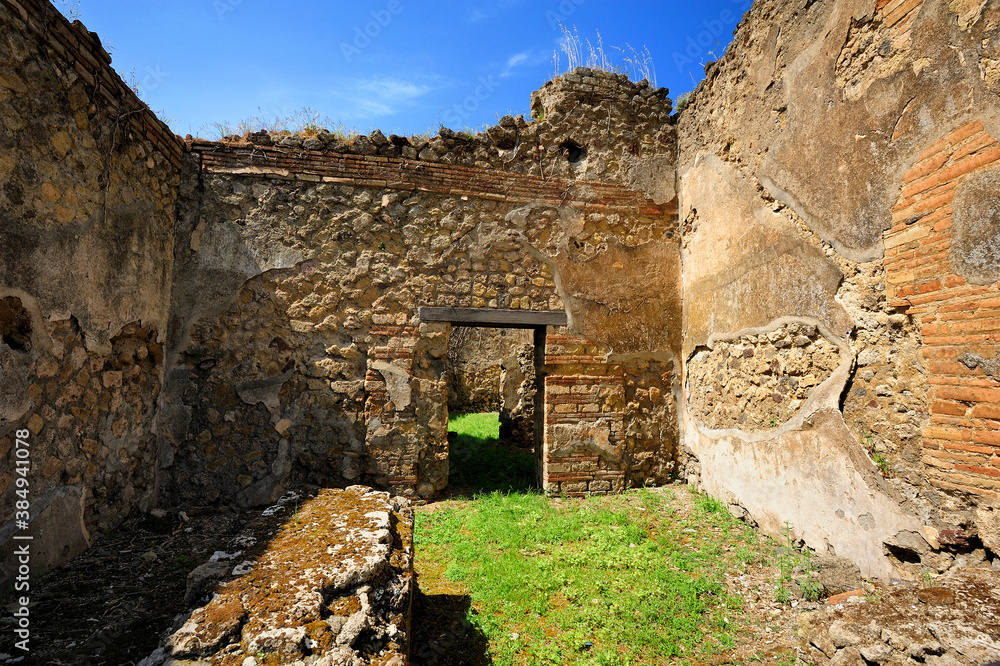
[416,487,770,665]
[448,412,536,494]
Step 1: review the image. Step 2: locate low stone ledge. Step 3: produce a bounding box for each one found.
[141,487,413,666]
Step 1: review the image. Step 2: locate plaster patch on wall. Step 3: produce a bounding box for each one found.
[686,408,922,579]
[958,352,1000,381]
[371,361,412,411]
[681,153,852,356]
[548,420,620,462]
[950,164,1000,285]
[0,346,30,425]
[623,154,677,206]
[236,369,294,420]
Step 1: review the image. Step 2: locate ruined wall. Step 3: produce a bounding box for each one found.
[0,0,182,587]
[162,72,681,504]
[677,0,1000,578]
[447,326,532,414]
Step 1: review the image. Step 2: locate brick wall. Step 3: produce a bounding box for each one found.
[542,332,627,495]
[885,119,1000,498]
[192,141,673,216]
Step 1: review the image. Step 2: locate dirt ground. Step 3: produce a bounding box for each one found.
[1,484,997,665]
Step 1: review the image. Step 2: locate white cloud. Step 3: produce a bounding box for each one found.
[327,76,435,119]
[500,49,550,78]
[507,52,529,68]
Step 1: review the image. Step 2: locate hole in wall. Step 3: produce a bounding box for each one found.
[0,296,32,352]
[884,543,922,564]
[560,140,587,164]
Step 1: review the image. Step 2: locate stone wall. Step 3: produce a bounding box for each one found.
[0,0,181,587]
[676,0,1000,577]
[161,72,681,504]
[447,326,532,414]
[10,0,1000,588]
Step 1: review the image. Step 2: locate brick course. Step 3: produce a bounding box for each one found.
[885,119,1000,498]
[191,141,674,215]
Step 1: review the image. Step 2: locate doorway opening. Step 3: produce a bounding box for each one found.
[420,307,568,495]
[446,326,537,493]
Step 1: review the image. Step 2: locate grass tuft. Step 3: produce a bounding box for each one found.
[553,24,657,87]
[199,107,359,142]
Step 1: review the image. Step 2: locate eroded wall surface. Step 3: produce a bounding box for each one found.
[161,71,682,504]
[0,0,182,586]
[678,0,1000,577]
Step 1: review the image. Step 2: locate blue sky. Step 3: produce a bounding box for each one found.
[64,0,751,138]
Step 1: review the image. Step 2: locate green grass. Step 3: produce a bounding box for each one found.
[416,487,766,665]
[448,413,537,494]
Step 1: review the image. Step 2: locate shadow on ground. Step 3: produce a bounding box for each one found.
[445,430,537,497]
[410,586,491,666]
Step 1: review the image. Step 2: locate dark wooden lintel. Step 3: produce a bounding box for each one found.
[418,307,567,328]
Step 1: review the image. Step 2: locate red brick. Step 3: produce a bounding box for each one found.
[903,154,948,188]
[912,191,956,217]
[945,119,986,145]
[952,133,996,161]
[935,386,1000,403]
[974,430,1000,447]
[949,318,1000,334]
[938,146,1000,183]
[918,278,943,292]
[931,400,968,416]
[917,136,950,162]
[939,440,998,455]
[932,217,952,232]
[925,425,971,441]
[955,464,1000,478]
[972,404,1000,420]
[826,589,864,605]
[922,454,954,469]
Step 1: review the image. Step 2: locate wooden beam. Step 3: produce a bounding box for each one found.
[418,307,567,328]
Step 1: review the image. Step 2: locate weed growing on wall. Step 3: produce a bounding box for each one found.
[552,24,657,86]
[774,522,820,604]
[863,432,892,478]
[56,0,80,20]
[200,107,359,141]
